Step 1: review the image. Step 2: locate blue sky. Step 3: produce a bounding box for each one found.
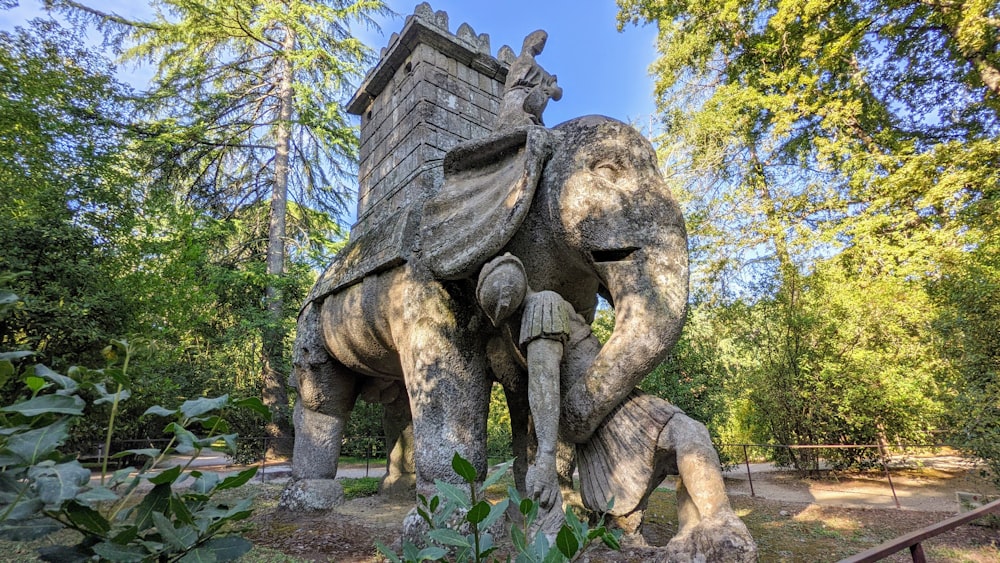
[362,1,660,127]
[0,0,660,128]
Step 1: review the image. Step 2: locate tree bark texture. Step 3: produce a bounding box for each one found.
[262,22,297,456]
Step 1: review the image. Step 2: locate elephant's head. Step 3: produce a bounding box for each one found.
[421,115,689,442]
[540,116,688,441]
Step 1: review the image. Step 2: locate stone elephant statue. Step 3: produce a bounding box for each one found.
[285,115,755,558]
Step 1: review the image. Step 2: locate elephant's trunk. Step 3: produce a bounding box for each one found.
[561,226,688,444]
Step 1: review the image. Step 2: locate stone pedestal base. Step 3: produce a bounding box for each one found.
[279,479,345,511]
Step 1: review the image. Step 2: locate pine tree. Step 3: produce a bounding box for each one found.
[46,0,389,452]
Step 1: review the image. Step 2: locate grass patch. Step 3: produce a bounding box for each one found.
[342,476,381,499]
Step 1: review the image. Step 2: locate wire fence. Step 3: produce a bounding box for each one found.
[715,443,969,508]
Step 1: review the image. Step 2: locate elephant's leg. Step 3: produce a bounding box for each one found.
[291,401,346,480]
[502,383,532,493]
[380,383,416,497]
[289,301,359,481]
[660,414,757,561]
[398,287,492,495]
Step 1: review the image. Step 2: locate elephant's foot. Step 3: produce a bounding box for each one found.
[664,511,757,563]
[279,479,345,511]
[379,472,416,498]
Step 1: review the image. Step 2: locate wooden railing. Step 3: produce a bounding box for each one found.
[838,497,1000,562]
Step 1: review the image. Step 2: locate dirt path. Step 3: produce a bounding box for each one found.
[711,455,997,512]
[247,461,1000,562]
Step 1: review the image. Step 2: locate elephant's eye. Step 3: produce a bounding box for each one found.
[591,160,622,183]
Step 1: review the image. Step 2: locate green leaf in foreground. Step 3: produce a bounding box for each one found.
[216,467,258,491]
[232,397,271,421]
[29,460,92,505]
[1,394,85,416]
[5,417,70,464]
[451,452,477,483]
[64,500,111,535]
[92,541,148,562]
[433,479,469,509]
[0,517,62,541]
[152,511,197,551]
[179,396,228,421]
[427,528,471,547]
[556,525,580,558]
[467,499,490,524]
[143,406,176,417]
[178,535,252,562]
[32,365,77,392]
[482,459,514,489]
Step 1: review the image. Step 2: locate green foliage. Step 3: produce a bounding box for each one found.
[44,0,389,445]
[376,453,621,563]
[486,383,513,460]
[0,337,270,562]
[931,239,1000,484]
[722,266,946,469]
[616,0,1000,469]
[0,21,140,370]
[342,400,385,458]
[47,0,388,232]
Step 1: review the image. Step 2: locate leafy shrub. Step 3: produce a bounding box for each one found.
[376,453,621,563]
[0,337,270,562]
[486,384,512,460]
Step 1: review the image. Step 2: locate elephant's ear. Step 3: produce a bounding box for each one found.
[421,126,557,280]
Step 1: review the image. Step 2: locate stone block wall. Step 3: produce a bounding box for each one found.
[309,3,516,298]
[346,2,514,245]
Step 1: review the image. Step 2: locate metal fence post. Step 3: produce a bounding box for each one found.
[877,437,901,509]
[743,444,755,497]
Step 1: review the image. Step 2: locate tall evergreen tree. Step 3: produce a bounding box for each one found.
[45,0,389,451]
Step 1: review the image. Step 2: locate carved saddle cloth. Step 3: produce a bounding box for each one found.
[577,391,682,518]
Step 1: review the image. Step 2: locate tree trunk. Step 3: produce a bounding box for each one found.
[262,23,297,457]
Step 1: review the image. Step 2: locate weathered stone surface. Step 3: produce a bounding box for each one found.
[496,30,562,129]
[279,479,345,511]
[664,512,759,562]
[578,392,682,520]
[421,126,556,280]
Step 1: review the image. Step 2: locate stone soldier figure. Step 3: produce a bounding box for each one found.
[495,30,563,130]
[477,253,754,558]
[477,253,571,537]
